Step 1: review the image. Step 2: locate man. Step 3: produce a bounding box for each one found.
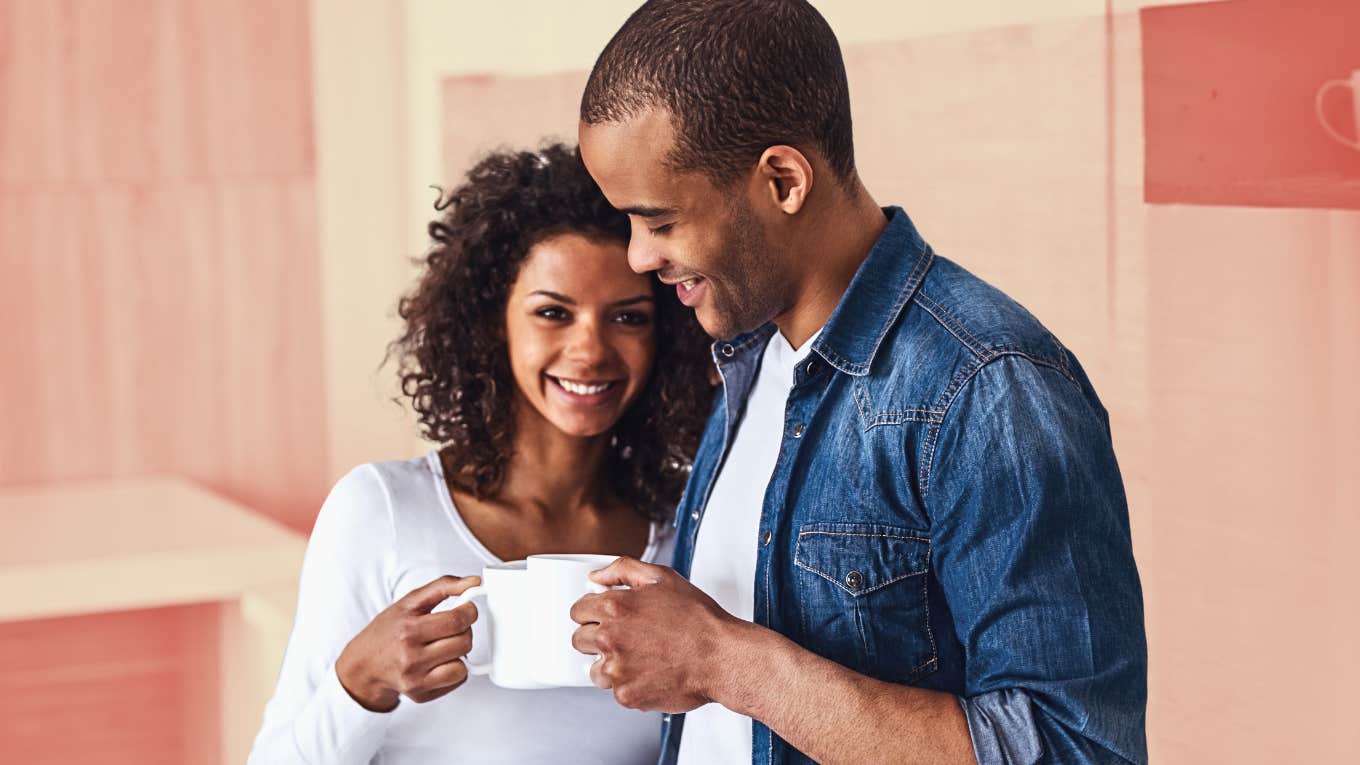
[569,2,1147,763]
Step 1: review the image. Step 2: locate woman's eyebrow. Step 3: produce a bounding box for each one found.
[526,291,654,308]
[528,290,575,304]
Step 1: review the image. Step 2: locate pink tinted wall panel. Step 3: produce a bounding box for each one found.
[0,0,314,184]
[1,1,323,761]
[1142,0,1360,208]
[0,0,327,529]
[441,71,588,185]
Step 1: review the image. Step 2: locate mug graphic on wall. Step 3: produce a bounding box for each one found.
[1316,69,1360,150]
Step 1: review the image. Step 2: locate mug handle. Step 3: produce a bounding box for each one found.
[1316,80,1360,150]
[449,585,492,675]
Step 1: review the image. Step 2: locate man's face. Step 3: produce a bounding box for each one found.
[579,109,793,340]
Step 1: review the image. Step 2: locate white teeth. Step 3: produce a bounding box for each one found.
[681,278,698,290]
[556,378,613,395]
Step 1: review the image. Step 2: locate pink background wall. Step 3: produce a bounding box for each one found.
[0,0,329,530]
[0,0,325,760]
[4,1,1358,762]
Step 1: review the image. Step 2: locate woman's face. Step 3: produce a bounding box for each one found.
[504,231,657,439]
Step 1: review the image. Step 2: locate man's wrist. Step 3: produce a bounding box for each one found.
[703,617,782,716]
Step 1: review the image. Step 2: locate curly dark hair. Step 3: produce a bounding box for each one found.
[390,143,715,523]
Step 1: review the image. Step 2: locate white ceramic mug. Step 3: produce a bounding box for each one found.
[526,553,620,687]
[447,554,619,689]
[1316,69,1360,151]
[447,561,552,689]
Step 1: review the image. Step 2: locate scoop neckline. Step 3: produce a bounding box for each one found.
[424,451,663,566]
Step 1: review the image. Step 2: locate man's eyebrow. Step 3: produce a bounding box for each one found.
[618,205,678,218]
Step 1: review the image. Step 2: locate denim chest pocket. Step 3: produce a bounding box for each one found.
[793,522,939,684]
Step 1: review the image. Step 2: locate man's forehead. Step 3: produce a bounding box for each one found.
[580,112,711,213]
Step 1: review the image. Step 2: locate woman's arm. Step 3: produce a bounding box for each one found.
[247,466,401,765]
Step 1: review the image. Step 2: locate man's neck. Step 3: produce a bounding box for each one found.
[774,183,887,349]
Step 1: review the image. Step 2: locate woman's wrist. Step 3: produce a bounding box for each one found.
[336,647,399,712]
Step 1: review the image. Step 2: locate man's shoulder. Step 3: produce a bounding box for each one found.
[897,253,1074,377]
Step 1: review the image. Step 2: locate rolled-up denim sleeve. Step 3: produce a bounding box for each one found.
[926,355,1147,765]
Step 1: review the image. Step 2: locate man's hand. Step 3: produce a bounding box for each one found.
[569,556,745,712]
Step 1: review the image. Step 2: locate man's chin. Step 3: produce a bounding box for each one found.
[696,305,761,342]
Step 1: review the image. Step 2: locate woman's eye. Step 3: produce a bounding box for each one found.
[614,311,652,326]
[649,223,674,235]
[535,306,569,321]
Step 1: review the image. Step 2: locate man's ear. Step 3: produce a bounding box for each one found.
[755,146,813,215]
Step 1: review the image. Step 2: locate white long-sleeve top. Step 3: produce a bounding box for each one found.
[248,452,670,765]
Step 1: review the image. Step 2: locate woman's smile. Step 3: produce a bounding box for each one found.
[546,374,625,406]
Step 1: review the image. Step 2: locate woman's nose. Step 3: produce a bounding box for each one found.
[564,317,614,364]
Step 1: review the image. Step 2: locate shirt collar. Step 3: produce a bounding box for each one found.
[810,206,933,377]
[710,206,933,377]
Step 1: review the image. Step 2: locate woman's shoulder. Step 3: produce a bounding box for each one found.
[315,452,445,536]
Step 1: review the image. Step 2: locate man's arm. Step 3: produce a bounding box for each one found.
[571,560,976,765]
[715,616,976,764]
[926,354,1147,764]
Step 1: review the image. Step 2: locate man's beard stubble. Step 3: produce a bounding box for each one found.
[704,200,789,340]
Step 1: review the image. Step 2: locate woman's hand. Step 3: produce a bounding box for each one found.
[335,575,481,712]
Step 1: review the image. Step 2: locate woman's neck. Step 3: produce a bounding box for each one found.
[495,407,614,518]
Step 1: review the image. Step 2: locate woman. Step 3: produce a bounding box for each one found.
[249,143,714,764]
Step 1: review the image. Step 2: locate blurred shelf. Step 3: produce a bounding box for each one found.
[0,477,305,622]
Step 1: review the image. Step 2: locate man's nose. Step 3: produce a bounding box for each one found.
[627,234,665,275]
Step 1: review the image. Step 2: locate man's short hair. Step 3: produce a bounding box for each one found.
[581,0,856,187]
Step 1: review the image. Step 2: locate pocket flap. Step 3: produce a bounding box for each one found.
[794,522,930,596]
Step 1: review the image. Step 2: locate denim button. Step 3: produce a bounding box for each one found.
[806,359,819,377]
[690,510,700,521]
[846,570,863,589]
[761,530,772,545]
[791,422,806,439]
[721,343,736,358]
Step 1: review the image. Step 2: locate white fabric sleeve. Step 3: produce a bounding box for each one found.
[247,465,399,765]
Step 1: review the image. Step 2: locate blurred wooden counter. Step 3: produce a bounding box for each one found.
[0,478,306,764]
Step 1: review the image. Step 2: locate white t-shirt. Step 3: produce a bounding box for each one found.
[248,451,672,765]
[677,329,820,765]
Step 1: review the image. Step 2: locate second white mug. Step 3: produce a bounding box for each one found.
[527,553,619,688]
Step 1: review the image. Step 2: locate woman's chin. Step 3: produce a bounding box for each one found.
[547,413,619,440]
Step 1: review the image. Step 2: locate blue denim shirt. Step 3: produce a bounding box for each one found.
[661,208,1147,764]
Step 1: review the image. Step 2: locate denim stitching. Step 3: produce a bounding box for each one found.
[818,242,935,377]
[852,378,872,426]
[799,530,931,542]
[794,558,928,595]
[914,291,992,361]
[865,409,945,430]
[794,530,931,595]
[911,546,939,679]
[819,342,869,376]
